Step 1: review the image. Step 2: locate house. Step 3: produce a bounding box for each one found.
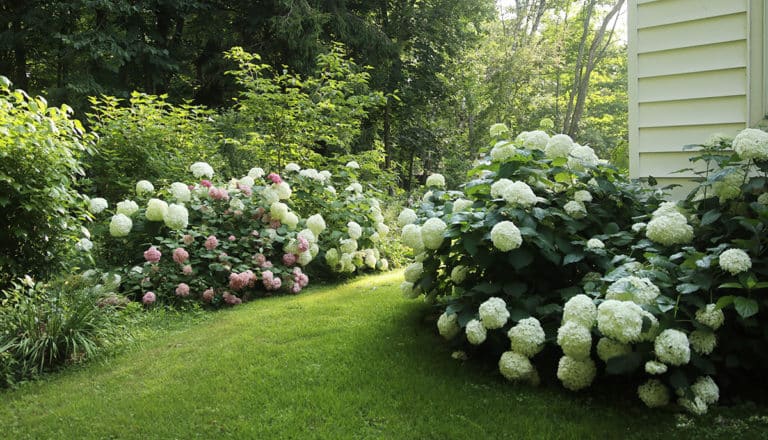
[628,0,766,197]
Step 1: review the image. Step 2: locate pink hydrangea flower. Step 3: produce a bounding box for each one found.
[251,230,260,237]
[202,288,214,302]
[261,260,273,269]
[229,270,257,290]
[204,235,219,250]
[218,252,228,261]
[291,284,301,294]
[271,277,282,290]
[228,235,236,241]
[173,247,189,264]
[182,234,195,245]
[222,292,242,305]
[200,180,212,188]
[142,291,156,305]
[187,184,195,190]
[238,184,253,196]
[297,236,310,253]
[282,253,297,266]
[182,265,193,275]
[143,246,162,263]
[267,173,282,184]
[233,210,243,216]
[208,187,230,201]
[175,283,190,297]
[270,219,281,229]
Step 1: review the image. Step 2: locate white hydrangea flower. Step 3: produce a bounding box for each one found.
[652,201,681,217]
[404,262,424,283]
[557,321,592,360]
[426,173,446,188]
[689,330,717,355]
[691,376,719,405]
[654,329,690,366]
[568,144,599,170]
[498,351,534,381]
[325,248,340,267]
[339,238,358,254]
[109,213,133,237]
[437,312,460,339]
[557,356,596,391]
[145,198,168,221]
[479,297,510,329]
[639,310,660,342]
[270,202,289,221]
[564,200,587,219]
[562,294,597,328]
[545,134,573,158]
[490,142,516,162]
[398,208,418,226]
[307,214,326,236]
[596,338,631,362]
[163,203,188,230]
[732,128,768,160]
[678,396,708,416]
[325,185,336,194]
[489,123,509,138]
[347,221,362,240]
[284,162,301,172]
[319,170,332,182]
[521,130,549,150]
[339,253,355,272]
[466,319,487,345]
[274,182,292,200]
[346,160,360,169]
[375,222,389,236]
[281,212,298,230]
[346,182,363,194]
[76,238,94,252]
[401,224,424,252]
[605,276,660,305]
[631,222,647,233]
[712,168,746,203]
[89,197,108,214]
[719,248,752,275]
[638,379,670,408]
[169,182,191,202]
[377,258,389,271]
[189,162,214,178]
[421,217,447,250]
[136,180,155,195]
[453,198,473,212]
[491,179,538,207]
[574,190,592,203]
[645,360,668,375]
[758,192,768,205]
[239,176,255,187]
[586,238,604,250]
[298,228,316,245]
[451,265,468,284]
[229,198,245,211]
[363,249,377,269]
[248,167,265,179]
[115,200,139,217]
[695,304,725,330]
[704,132,732,147]
[422,191,433,202]
[262,187,280,205]
[507,317,545,357]
[490,221,522,252]
[646,212,693,245]
[400,281,418,299]
[298,251,313,266]
[597,300,644,344]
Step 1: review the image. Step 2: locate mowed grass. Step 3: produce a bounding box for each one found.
[2,271,767,439]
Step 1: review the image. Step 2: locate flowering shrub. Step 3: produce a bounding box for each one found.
[400,124,768,415]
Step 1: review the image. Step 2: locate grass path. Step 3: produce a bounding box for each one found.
[1,271,767,439]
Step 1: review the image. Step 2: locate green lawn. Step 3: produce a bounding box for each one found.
[1,271,767,439]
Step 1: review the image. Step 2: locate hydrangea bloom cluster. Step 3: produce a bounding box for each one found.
[437,312,460,339]
[563,200,587,219]
[190,162,214,178]
[689,330,716,355]
[644,360,668,375]
[586,238,604,249]
[403,262,423,283]
[567,145,599,170]
[145,198,168,221]
[136,180,155,195]
[557,321,592,360]
[490,142,516,162]
[450,265,468,284]
[732,128,768,160]
[498,351,534,381]
[452,198,473,212]
[605,276,660,305]
[518,130,549,150]
[479,297,510,329]
[654,329,690,366]
[507,317,545,357]
[557,356,596,391]
[89,197,108,214]
[637,379,670,408]
[646,210,693,246]
[109,214,133,237]
[491,179,538,207]
[489,123,509,138]
[718,248,752,275]
[116,200,139,216]
[711,168,746,203]
[596,338,631,362]
[465,319,487,345]
[695,304,725,330]
[425,173,445,188]
[164,203,189,230]
[597,300,644,344]
[490,221,522,251]
[544,134,573,158]
[562,294,597,328]
[398,208,418,226]
[573,190,592,203]
[421,218,446,250]
[169,182,191,202]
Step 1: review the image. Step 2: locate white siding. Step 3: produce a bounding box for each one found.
[628,0,764,199]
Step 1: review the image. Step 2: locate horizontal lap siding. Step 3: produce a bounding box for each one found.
[628,0,752,196]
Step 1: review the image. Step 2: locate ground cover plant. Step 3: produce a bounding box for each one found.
[3,272,768,439]
[400,125,768,415]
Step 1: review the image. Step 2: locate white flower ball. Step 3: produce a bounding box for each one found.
[400,281,418,299]
[319,170,332,182]
[248,167,265,179]
[654,329,690,366]
[712,168,746,203]
[346,182,363,194]
[169,182,191,202]
[76,238,94,252]
[375,222,389,236]
[597,300,644,344]
[116,200,139,217]
[325,248,340,267]
[339,253,355,272]
[489,123,509,138]
[109,214,133,237]
[403,262,424,283]
[421,217,447,250]
[398,208,418,226]
[274,182,292,200]
[545,134,573,158]
[695,304,725,330]
[605,276,660,305]
[479,297,510,329]
[678,396,708,416]
[284,162,301,172]
[645,360,668,375]
[562,294,597,328]
[189,162,214,178]
[283,212,299,230]
[229,198,244,211]
[307,214,326,236]
[239,176,255,187]
[638,379,670,408]
[652,201,681,217]
[453,198,473,212]
[563,200,587,219]
[568,144,599,170]
[691,376,719,405]
[631,222,646,233]
[704,132,732,147]
[262,187,280,205]
[498,351,534,381]
[299,168,319,180]
[490,221,522,252]
[163,203,189,230]
[586,238,604,250]
[466,319,487,345]
[298,250,313,266]
[719,248,752,275]
[339,238,358,254]
[270,202,289,221]
[689,330,717,355]
[522,130,549,150]
[347,221,363,240]
[494,180,538,207]
[732,128,768,160]
[574,190,592,203]
[557,321,592,360]
[426,173,446,188]
[507,317,545,357]
[451,265,468,284]
[345,160,360,169]
[364,249,377,269]
[596,338,631,362]
[136,180,155,195]
[145,198,168,221]
[646,212,693,245]
[437,312,460,339]
[557,356,596,391]
[758,192,768,205]
[401,224,424,252]
[298,228,316,245]
[490,142,516,162]
[89,197,108,214]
